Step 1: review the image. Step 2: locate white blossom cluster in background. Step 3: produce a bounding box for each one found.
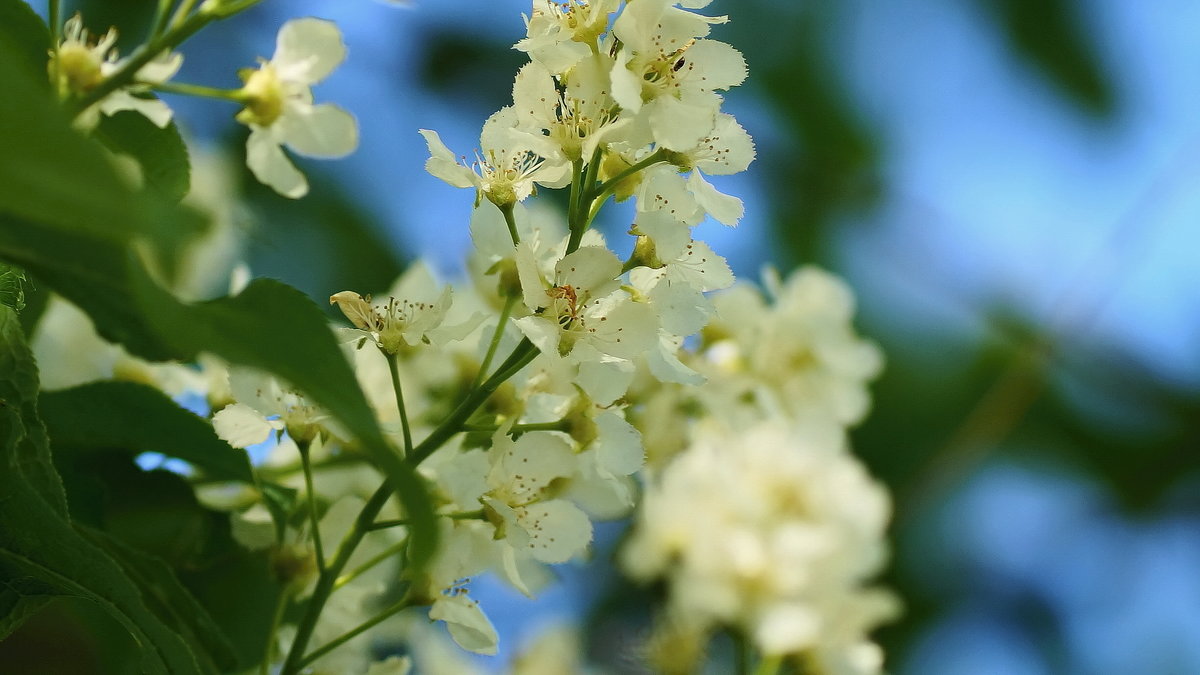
[33,0,898,672]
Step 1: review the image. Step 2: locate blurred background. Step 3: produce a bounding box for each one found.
[13,0,1200,672]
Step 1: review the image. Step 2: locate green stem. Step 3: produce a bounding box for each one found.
[408,339,539,466]
[470,294,517,391]
[586,148,670,225]
[297,593,415,669]
[49,0,61,45]
[297,438,325,571]
[168,0,200,29]
[368,509,484,532]
[67,11,214,117]
[259,585,292,675]
[279,481,394,675]
[461,420,568,434]
[753,655,783,675]
[385,351,413,459]
[150,79,246,101]
[499,202,520,246]
[334,537,408,590]
[566,159,587,253]
[150,0,174,39]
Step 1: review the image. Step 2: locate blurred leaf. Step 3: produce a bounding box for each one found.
[40,381,254,483]
[735,2,881,266]
[979,0,1115,114]
[0,34,202,361]
[239,164,405,314]
[0,261,27,312]
[95,112,192,204]
[0,0,51,83]
[80,526,239,673]
[0,578,55,641]
[0,307,206,675]
[259,481,299,545]
[126,265,439,575]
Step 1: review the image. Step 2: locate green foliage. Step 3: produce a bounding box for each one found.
[95,111,192,204]
[980,0,1115,114]
[0,262,27,312]
[80,526,239,673]
[0,307,207,674]
[0,0,51,85]
[40,381,253,483]
[125,267,439,573]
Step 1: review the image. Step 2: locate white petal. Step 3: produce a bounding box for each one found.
[634,209,691,261]
[272,18,346,84]
[135,51,183,83]
[519,500,592,564]
[418,129,477,189]
[555,246,622,296]
[648,95,715,152]
[685,40,748,91]
[429,595,498,655]
[646,333,705,385]
[246,129,308,198]
[593,411,644,477]
[697,113,755,176]
[212,403,275,448]
[575,348,636,405]
[99,92,174,128]
[687,171,743,226]
[279,102,358,158]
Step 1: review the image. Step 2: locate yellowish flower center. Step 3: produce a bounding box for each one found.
[236,64,285,127]
[50,44,105,96]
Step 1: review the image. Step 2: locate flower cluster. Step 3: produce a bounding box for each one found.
[50,12,356,198]
[31,2,899,673]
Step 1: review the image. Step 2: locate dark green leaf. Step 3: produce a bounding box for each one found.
[0,304,67,516]
[41,381,254,483]
[0,578,55,641]
[259,481,299,545]
[981,0,1114,114]
[0,0,51,84]
[126,260,440,574]
[0,35,203,361]
[0,261,27,312]
[80,526,239,673]
[96,111,191,204]
[0,307,206,674]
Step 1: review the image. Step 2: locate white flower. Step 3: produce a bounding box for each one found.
[621,419,898,665]
[50,13,181,130]
[609,4,746,151]
[512,59,630,163]
[237,18,358,198]
[703,267,884,428]
[514,0,621,75]
[212,368,336,447]
[420,107,571,208]
[483,428,592,565]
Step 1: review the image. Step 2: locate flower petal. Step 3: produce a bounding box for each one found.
[272,18,346,84]
[279,102,358,158]
[246,128,308,198]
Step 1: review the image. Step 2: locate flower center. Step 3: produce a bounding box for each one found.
[236,64,285,127]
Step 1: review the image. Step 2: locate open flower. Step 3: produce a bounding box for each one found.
[420,107,571,208]
[50,13,181,130]
[236,18,358,198]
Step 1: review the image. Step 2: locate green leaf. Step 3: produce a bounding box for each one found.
[0,307,206,674]
[80,526,239,673]
[982,0,1114,115]
[259,481,299,545]
[95,111,192,204]
[126,259,440,574]
[0,33,202,361]
[0,578,55,641]
[0,0,51,84]
[40,381,254,483]
[0,261,27,312]
[0,303,67,517]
